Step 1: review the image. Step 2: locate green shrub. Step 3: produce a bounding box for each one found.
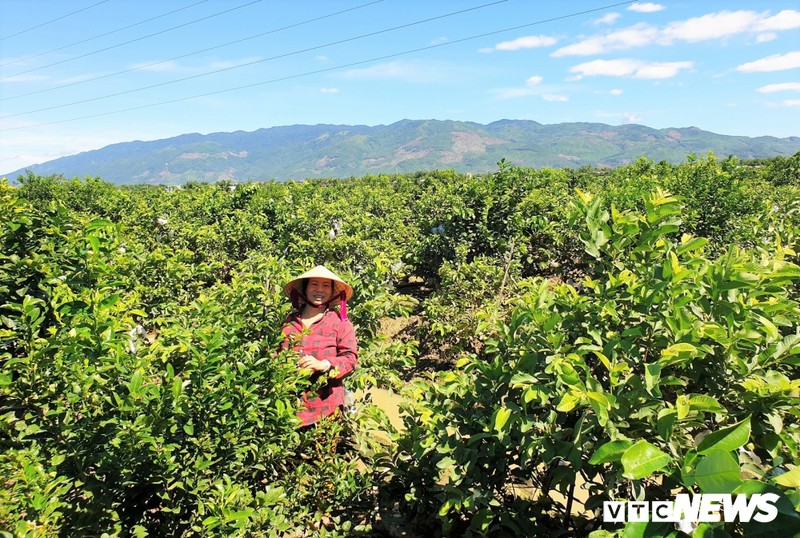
[384,189,800,537]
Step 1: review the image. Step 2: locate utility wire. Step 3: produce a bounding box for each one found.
[1,0,383,102]
[0,0,112,43]
[1,0,636,132]
[0,0,263,81]
[0,0,507,119]
[0,0,209,69]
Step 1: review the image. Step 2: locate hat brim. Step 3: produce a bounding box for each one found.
[283,265,353,303]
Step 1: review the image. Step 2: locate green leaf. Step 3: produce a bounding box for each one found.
[660,343,698,367]
[694,450,742,493]
[472,509,495,531]
[510,372,537,388]
[676,236,707,255]
[663,343,697,355]
[645,363,661,396]
[755,314,780,341]
[770,334,800,362]
[172,377,182,400]
[85,219,115,231]
[202,516,220,529]
[698,417,751,454]
[588,531,616,538]
[773,466,800,488]
[677,394,690,420]
[493,406,512,433]
[438,499,452,517]
[129,369,143,396]
[769,264,800,279]
[556,391,581,413]
[622,440,673,480]
[688,394,725,414]
[589,439,633,465]
[436,456,455,470]
[86,235,100,252]
[657,409,677,441]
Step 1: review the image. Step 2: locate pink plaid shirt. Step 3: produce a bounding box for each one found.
[281,308,358,426]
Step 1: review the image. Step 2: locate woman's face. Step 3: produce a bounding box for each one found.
[305,278,333,307]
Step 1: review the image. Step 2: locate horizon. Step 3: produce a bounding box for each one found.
[2,0,799,173]
[6,116,800,177]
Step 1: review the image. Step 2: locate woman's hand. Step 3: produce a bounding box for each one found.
[297,354,331,373]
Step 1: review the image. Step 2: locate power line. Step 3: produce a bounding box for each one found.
[0,0,209,69]
[0,0,263,81]
[0,0,507,118]
[0,0,383,102]
[1,0,636,132]
[0,0,112,43]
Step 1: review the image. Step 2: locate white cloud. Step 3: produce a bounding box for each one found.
[783,99,800,106]
[756,33,777,43]
[486,35,558,52]
[492,75,544,99]
[542,94,568,102]
[553,9,800,57]
[661,11,761,43]
[593,13,620,25]
[570,59,692,79]
[315,55,330,62]
[553,23,658,56]
[320,87,339,93]
[757,82,800,93]
[628,2,664,13]
[757,9,800,31]
[492,75,552,99]
[610,88,624,95]
[571,58,641,77]
[431,36,448,45]
[635,61,693,79]
[736,51,800,73]
[623,112,642,123]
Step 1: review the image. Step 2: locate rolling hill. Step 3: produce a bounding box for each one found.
[5,119,800,184]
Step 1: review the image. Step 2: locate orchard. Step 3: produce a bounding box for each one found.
[2,153,799,537]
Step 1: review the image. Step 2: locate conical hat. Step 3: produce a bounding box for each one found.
[283,265,353,302]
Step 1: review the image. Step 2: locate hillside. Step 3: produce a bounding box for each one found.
[5,119,800,184]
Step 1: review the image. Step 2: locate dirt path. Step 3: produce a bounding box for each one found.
[356,387,406,431]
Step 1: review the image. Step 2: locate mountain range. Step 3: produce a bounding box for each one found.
[5,119,800,184]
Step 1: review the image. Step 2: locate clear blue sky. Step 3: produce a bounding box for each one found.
[1,0,799,174]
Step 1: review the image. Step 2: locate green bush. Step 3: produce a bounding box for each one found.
[0,183,374,536]
[383,189,800,537]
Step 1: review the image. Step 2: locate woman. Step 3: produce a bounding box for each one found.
[281,265,357,427]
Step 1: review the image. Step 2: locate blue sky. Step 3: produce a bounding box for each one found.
[1,0,799,174]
